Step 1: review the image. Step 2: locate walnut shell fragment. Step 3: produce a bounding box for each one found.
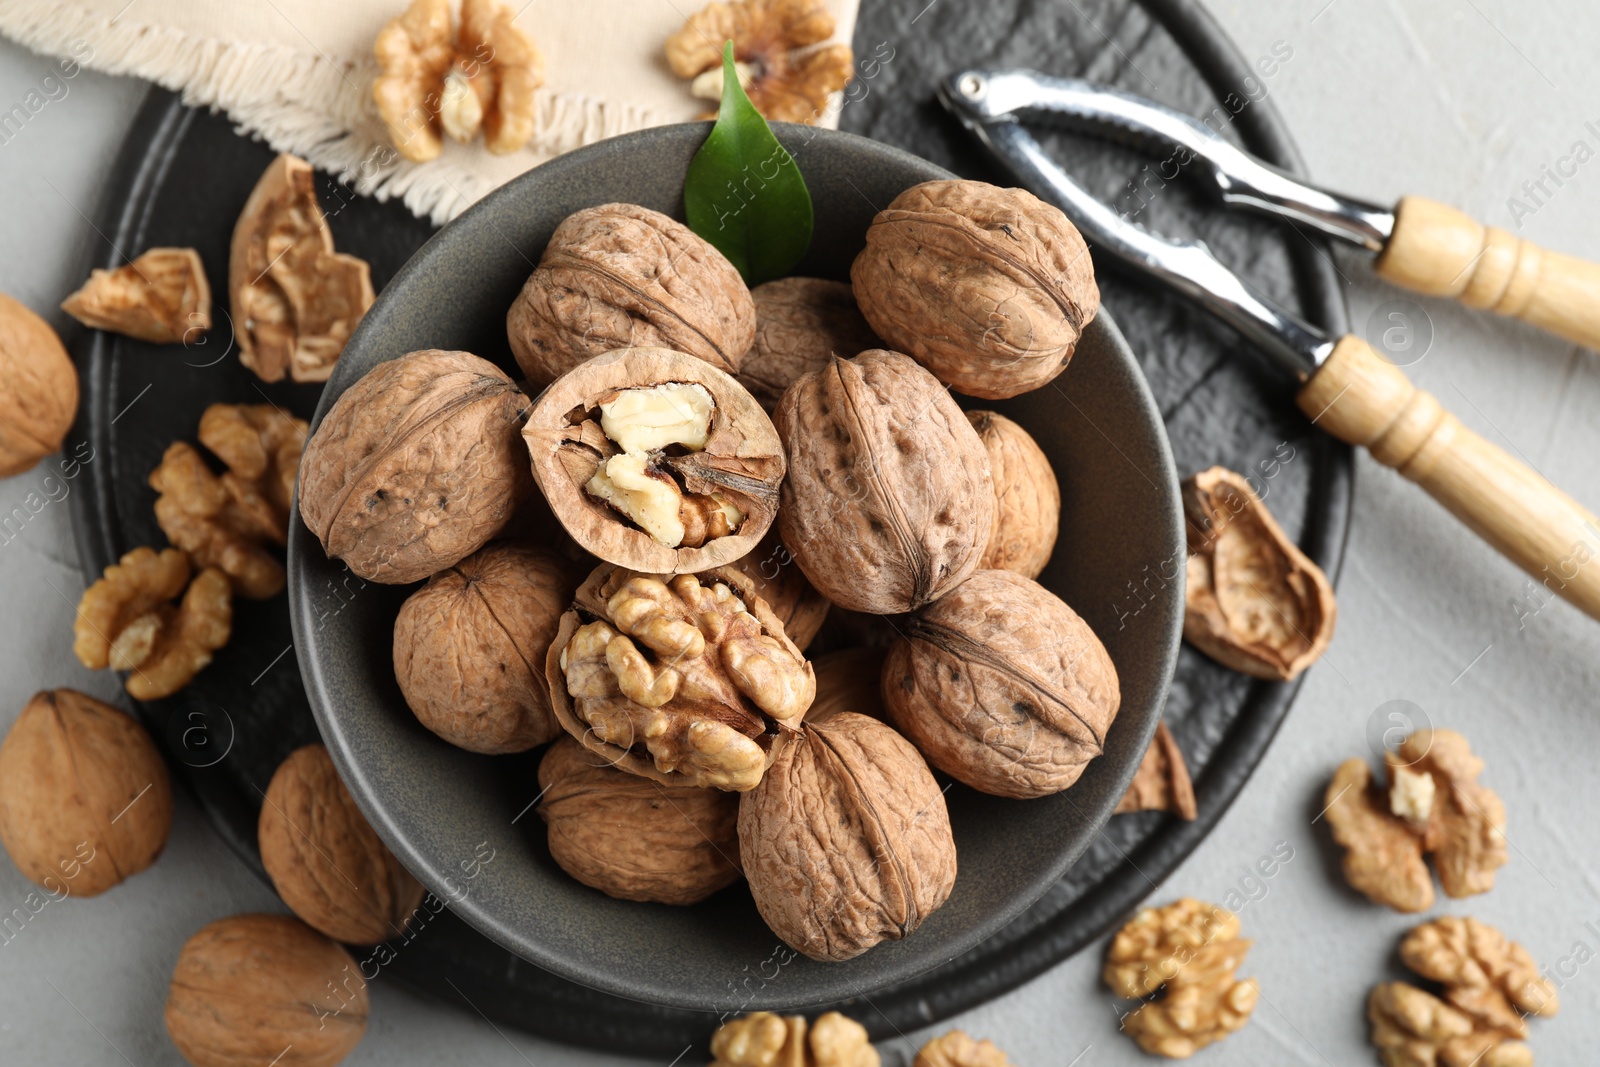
[774,348,994,614]
[394,542,576,753]
[0,291,78,478]
[259,744,425,946]
[884,569,1120,799]
[0,690,172,897]
[230,154,374,384]
[165,914,367,1067]
[61,247,211,344]
[1183,466,1335,681]
[914,1031,1015,1067]
[1116,721,1197,820]
[739,712,956,961]
[298,350,531,584]
[536,736,741,904]
[806,646,887,725]
[548,562,814,791]
[507,204,756,386]
[666,0,854,124]
[851,180,1100,400]
[968,410,1059,579]
[711,1011,880,1067]
[738,278,881,409]
[524,347,783,573]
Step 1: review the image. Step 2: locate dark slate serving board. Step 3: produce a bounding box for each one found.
[66,0,1349,1054]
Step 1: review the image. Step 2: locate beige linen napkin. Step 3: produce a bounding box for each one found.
[0,0,860,223]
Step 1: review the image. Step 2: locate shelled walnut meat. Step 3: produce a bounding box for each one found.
[548,562,814,791]
[394,542,576,753]
[537,736,741,905]
[1183,466,1335,681]
[738,278,881,409]
[525,347,783,573]
[259,744,425,946]
[0,690,172,897]
[61,247,211,344]
[298,349,531,584]
[774,348,994,614]
[851,180,1100,400]
[230,153,375,384]
[967,410,1060,579]
[165,914,367,1067]
[666,0,854,123]
[740,711,956,962]
[0,291,78,477]
[507,203,756,386]
[884,569,1120,799]
[710,1011,879,1067]
[915,1031,1016,1067]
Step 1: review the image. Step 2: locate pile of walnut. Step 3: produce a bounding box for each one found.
[296,177,1122,963]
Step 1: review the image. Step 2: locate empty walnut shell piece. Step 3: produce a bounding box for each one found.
[739,278,881,410]
[61,247,211,344]
[298,350,531,584]
[259,744,425,946]
[851,180,1100,400]
[524,347,784,574]
[884,569,1120,799]
[774,349,994,614]
[968,410,1060,579]
[537,736,741,904]
[507,203,756,386]
[0,292,78,478]
[165,914,367,1067]
[1183,466,1336,681]
[1116,721,1197,820]
[548,561,814,791]
[394,542,576,753]
[0,690,172,897]
[740,711,956,961]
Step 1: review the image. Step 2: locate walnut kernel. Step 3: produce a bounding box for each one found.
[914,1032,1014,1067]
[1324,757,1434,913]
[61,247,210,344]
[711,1012,879,1067]
[151,441,286,600]
[666,0,854,124]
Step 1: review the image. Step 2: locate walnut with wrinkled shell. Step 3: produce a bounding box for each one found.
[711,1011,880,1067]
[740,711,955,961]
[851,180,1100,400]
[548,562,814,791]
[0,291,78,478]
[151,441,286,600]
[61,247,210,344]
[536,736,741,904]
[805,647,887,724]
[774,348,994,614]
[666,0,854,124]
[883,569,1120,799]
[1183,467,1335,681]
[524,347,783,573]
[1324,756,1435,912]
[1116,721,1197,820]
[1393,730,1507,899]
[507,204,755,386]
[0,690,172,897]
[967,410,1059,579]
[298,349,531,584]
[738,278,881,409]
[725,527,830,651]
[230,154,374,384]
[165,914,367,1067]
[914,1031,1014,1067]
[394,542,576,753]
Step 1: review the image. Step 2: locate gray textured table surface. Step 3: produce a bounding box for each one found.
[2,1,1598,1063]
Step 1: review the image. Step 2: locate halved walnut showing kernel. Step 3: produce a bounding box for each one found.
[525,347,784,574]
[547,561,814,791]
[229,154,374,384]
[61,248,211,344]
[665,0,854,124]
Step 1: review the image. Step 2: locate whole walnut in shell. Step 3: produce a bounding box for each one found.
[394,542,576,753]
[740,711,956,961]
[507,204,756,386]
[524,347,784,574]
[536,735,741,904]
[967,410,1059,579]
[883,569,1120,799]
[165,914,367,1067]
[298,350,531,584]
[739,278,881,410]
[259,744,425,946]
[774,349,994,614]
[851,180,1099,400]
[547,561,815,791]
[0,291,78,478]
[0,690,172,896]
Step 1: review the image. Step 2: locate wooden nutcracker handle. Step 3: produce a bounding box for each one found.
[1376,196,1600,351]
[1299,335,1600,620]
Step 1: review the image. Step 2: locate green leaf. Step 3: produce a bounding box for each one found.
[684,41,814,285]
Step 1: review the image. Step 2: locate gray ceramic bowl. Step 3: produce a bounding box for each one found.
[288,123,1183,1012]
